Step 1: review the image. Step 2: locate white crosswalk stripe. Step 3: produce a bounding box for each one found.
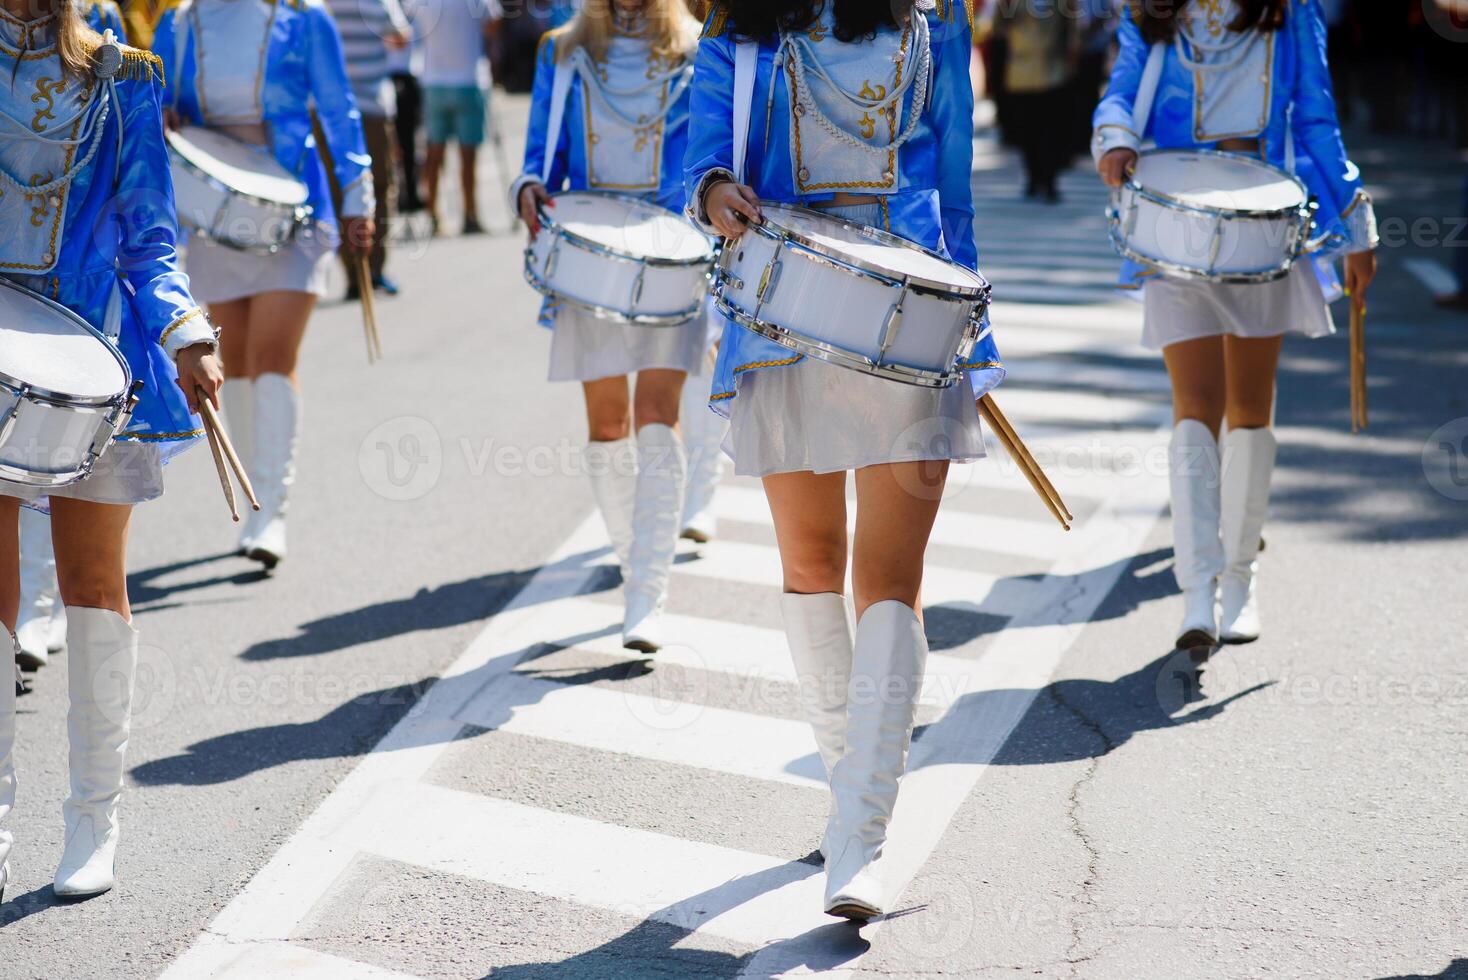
[160,132,1178,979]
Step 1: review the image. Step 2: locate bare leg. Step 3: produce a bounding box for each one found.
[631,369,686,433]
[1222,335,1283,431]
[424,142,447,227]
[1163,335,1227,436]
[211,299,253,378]
[245,291,318,381]
[49,499,131,619]
[850,461,948,619]
[459,145,480,230]
[582,376,632,443]
[0,496,20,632]
[763,471,848,596]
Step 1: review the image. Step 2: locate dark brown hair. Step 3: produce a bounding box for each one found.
[719,0,902,44]
[1132,0,1286,44]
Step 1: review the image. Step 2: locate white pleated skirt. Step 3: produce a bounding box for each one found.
[185,231,335,305]
[1,441,166,510]
[547,304,708,382]
[1142,262,1334,351]
[727,356,987,478]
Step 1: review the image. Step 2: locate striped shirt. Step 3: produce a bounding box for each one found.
[327,0,413,117]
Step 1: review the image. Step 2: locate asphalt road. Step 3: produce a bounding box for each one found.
[4,96,1466,980]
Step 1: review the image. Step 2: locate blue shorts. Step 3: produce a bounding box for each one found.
[425,85,487,146]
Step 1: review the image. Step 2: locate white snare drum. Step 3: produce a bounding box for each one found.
[0,278,138,488]
[713,205,991,389]
[1109,149,1315,283]
[524,191,715,325]
[168,126,313,254]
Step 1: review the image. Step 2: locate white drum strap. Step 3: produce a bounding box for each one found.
[1131,42,1166,138]
[541,58,576,184]
[732,41,757,183]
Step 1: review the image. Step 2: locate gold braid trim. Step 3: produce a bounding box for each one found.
[118,48,165,84]
[700,3,728,39]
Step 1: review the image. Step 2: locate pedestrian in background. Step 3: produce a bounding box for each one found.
[327,0,413,297]
[416,0,502,235]
[390,2,425,213]
[993,0,1079,202]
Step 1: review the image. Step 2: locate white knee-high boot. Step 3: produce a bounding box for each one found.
[220,378,257,552]
[1,631,18,902]
[1219,426,1277,644]
[779,592,855,862]
[824,600,929,920]
[247,373,301,569]
[1169,419,1224,652]
[585,438,638,570]
[15,508,64,669]
[54,607,137,898]
[679,377,727,545]
[623,424,686,652]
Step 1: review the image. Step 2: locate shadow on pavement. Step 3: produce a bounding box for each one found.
[1376,960,1468,980]
[237,550,619,661]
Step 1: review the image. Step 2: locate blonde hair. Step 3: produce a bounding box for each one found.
[556,0,701,65]
[55,0,105,79]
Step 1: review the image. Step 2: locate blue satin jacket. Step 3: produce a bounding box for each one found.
[155,0,375,228]
[683,3,1004,414]
[1092,0,1377,289]
[0,20,214,453]
[515,27,693,217]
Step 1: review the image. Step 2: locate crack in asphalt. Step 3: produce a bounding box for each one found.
[1046,574,1120,978]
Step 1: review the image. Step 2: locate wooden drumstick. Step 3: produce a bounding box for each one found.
[357,256,383,363]
[196,388,261,512]
[978,397,1071,532]
[1350,298,1367,433]
[980,394,1074,524]
[202,415,239,522]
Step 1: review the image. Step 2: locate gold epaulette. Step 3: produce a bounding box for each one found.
[933,0,975,29]
[118,46,165,83]
[700,2,728,39]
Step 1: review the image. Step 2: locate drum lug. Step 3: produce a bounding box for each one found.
[754,245,783,318]
[629,266,646,312]
[0,386,23,447]
[1207,217,1225,277]
[545,240,562,280]
[877,298,905,363]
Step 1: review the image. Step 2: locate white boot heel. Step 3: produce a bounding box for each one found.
[54,608,138,899]
[1169,420,1224,653]
[1219,427,1277,644]
[824,601,928,921]
[623,425,686,653]
[779,593,855,863]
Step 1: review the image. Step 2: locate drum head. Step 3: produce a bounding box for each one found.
[762,205,988,293]
[1136,151,1306,212]
[550,193,713,262]
[168,127,310,207]
[0,288,124,399]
